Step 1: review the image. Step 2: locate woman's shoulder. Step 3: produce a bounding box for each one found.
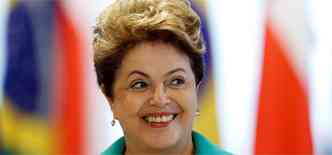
[192,131,233,155]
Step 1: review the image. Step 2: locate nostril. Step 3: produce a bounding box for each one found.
[150,94,170,106]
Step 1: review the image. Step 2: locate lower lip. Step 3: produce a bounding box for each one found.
[149,121,172,128]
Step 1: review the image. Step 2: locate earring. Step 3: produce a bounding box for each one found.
[195,111,200,117]
[111,119,116,126]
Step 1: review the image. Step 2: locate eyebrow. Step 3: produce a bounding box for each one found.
[127,68,186,79]
[128,70,149,78]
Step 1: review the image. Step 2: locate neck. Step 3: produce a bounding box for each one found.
[124,136,194,155]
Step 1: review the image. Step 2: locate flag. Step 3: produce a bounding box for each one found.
[1,1,51,154]
[53,1,86,154]
[1,0,86,154]
[254,0,313,154]
[191,0,221,145]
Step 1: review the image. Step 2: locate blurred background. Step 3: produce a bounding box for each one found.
[1,0,331,154]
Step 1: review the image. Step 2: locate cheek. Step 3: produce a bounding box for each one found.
[112,92,147,119]
[171,88,198,113]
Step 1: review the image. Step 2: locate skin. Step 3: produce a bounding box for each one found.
[105,40,199,155]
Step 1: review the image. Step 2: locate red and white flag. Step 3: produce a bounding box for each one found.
[255,0,313,154]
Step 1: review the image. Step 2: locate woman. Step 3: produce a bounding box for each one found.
[93,0,232,154]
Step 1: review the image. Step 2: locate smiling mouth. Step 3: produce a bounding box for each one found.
[142,114,177,123]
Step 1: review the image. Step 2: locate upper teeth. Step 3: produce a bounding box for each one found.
[144,115,175,123]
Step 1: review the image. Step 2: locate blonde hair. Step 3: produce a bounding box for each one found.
[93,0,205,64]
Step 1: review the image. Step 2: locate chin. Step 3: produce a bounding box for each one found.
[142,129,181,150]
[146,137,178,150]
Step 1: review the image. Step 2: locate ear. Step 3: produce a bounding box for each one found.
[196,81,202,93]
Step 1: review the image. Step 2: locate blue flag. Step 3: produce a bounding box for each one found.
[4,2,40,113]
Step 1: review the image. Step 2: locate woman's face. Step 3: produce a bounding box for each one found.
[107,40,198,152]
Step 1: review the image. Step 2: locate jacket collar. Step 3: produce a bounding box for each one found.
[102,131,231,155]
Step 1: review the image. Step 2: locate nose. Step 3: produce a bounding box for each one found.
[150,84,170,106]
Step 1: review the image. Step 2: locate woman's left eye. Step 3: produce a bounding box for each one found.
[168,78,185,88]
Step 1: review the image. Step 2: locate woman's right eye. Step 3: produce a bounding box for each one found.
[129,81,148,90]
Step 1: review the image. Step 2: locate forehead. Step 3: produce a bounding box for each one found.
[119,40,191,74]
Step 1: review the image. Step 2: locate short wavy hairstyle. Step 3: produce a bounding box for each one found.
[93,0,206,97]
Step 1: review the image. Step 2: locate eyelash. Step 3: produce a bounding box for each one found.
[129,77,185,91]
[168,78,185,88]
[129,80,148,90]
